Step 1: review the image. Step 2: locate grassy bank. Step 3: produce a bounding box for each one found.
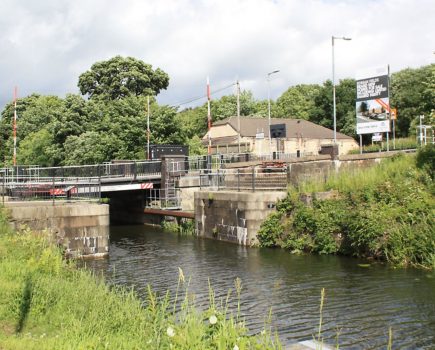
[0,216,280,349]
[348,137,418,154]
[258,147,435,269]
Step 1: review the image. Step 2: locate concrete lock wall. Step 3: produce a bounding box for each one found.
[195,191,287,246]
[5,201,109,258]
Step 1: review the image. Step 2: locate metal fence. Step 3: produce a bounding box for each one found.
[0,161,162,182]
[168,152,314,175]
[146,188,181,209]
[199,168,288,191]
[1,176,101,203]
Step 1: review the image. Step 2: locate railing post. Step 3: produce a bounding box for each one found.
[52,176,55,206]
[133,161,137,181]
[237,169,240,192]
[2,174,4,205]
[98,172,102,202]
[251,167,255,192]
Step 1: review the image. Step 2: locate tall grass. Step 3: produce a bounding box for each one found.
[348,137,418,154]
[298,153,415,193]
[258,153,435,268]
[0,220,281,349]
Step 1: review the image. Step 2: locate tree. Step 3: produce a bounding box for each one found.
[275,84,321,119]
[150,105,184,145]
[17,129,56,167]
[391,64,434,137]
[63,131,122,165]
[0,94,64,166]
[78,56,170,100]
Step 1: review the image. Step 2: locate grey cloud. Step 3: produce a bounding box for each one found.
[1,0,434,112]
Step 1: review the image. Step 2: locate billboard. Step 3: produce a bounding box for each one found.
[356,66,391,134]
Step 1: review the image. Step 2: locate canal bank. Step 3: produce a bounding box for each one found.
[0,222,280,350]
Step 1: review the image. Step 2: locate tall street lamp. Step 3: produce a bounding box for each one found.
[267,70,280,154]
[332,36,351,145]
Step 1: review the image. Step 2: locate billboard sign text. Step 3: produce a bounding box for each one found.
[356,66,391,134]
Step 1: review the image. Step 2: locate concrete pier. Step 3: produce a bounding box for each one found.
[195,190,286,246]
[4,201,109,258]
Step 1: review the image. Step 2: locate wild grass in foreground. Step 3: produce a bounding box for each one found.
[0,220,280,350]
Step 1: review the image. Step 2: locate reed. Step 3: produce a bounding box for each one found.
[0,223,280,350]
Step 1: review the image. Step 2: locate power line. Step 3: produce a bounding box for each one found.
[169,82,236,108]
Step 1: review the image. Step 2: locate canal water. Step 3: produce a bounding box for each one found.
[83,225,435,349]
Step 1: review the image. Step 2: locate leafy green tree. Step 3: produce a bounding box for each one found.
[186,135,207,156]
[275,84,321,120]
[391,64,435,137]
[176,105,208,140]
[150,105,184,145]
[308,79,356,137]
[78,56,169,100]
[0,94,64,165]
[63,131,122,165]
[17,129,55,166]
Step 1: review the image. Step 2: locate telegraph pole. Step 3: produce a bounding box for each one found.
[147,96,150,159]
[207,77,212,155]
[13,87,18,166]
[236,80,241,153]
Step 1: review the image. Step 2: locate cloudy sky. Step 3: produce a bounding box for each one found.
[0,0,433,111]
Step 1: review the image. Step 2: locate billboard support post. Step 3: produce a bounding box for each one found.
[386,64,390,152]
[359,135,362,154]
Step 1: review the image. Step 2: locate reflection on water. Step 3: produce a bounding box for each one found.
[82,225,435,349]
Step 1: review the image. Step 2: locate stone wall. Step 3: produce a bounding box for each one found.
[5,201,109,258]
[195,191,286,246]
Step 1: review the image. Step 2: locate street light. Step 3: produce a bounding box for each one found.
[332,36,351,146]
[267,70,280,155]
[419,115,425,145]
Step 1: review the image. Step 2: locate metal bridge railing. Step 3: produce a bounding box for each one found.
[199,168,288,191]
[1,176,101,203]
[1,160,162,182]
[168,152,313,176]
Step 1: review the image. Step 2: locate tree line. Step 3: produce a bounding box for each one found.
[0,56,433,166]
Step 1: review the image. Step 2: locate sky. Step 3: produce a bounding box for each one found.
[0,0,434,112]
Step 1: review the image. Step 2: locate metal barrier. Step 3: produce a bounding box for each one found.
[1,176,101,203]
[0,161,162,182]
[146,188,181,209]
[199,168,288,191]
[168,152,314,175]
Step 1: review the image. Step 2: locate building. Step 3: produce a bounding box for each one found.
[202,116,358,156]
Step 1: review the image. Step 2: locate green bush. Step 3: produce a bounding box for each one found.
[258,155,435,268]
[416,143,435,179]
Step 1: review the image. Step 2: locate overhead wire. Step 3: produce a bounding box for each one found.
[169,82,237,108]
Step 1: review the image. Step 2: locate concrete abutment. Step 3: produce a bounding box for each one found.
[5,201,109,258]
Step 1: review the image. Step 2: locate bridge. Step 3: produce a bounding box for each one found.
[0,153,292,210]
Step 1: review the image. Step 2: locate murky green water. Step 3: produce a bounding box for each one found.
[83,225,435,349]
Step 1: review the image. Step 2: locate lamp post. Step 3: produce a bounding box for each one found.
[332,36,351,145]
[267,70,280,155]
[419,115,425,145]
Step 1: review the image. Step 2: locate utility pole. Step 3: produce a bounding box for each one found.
[236,80,241,153]
[267,70,279,156]
[419,115,425,145]
[332,36,351,145]
[13,86,18,167]
[147,96,150,160]
[207,77,212,155]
